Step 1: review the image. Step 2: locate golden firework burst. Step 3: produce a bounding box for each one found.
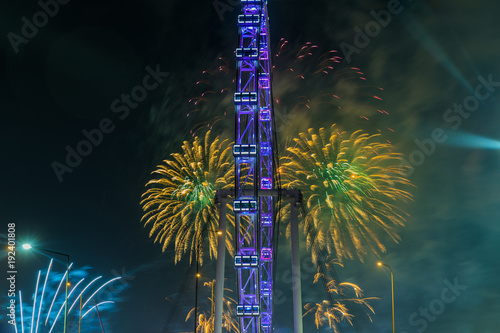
[141,131,234,265]
[281,124,413,263]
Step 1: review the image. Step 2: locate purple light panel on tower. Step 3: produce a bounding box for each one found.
[259,108,271,121]
[261,177,272,189]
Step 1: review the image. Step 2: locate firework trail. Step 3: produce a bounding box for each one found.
[186,40,394,143]
[280,124,413,263]
[301,256,379,332]
[303,278,377,333]
[14,260,121,333]
[141,130,235,265]
[185,279,239,333]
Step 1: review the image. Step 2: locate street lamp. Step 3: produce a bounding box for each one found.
[23,244,70,333]
[194,273,215,332]
[377,262,395,333]
[194,228,222,333]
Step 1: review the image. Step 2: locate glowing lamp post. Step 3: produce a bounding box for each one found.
[23,244,70,333]
[377,262,395,333]
[194,229,222,333]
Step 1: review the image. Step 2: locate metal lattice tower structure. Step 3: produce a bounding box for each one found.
[232,0,275,332]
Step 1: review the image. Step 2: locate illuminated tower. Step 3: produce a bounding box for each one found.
[232,0,275,332]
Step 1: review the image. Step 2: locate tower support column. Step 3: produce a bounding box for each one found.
[214,192,228,333]
[290,199,303,333]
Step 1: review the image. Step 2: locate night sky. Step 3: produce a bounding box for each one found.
[1,0,500,332]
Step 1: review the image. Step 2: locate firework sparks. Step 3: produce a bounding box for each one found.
[185,279,239,333]
[15,262,121,333]
[141,130,235,265]
[185,40,392,142]
[304,262,379,332]
[281,124,413,263]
